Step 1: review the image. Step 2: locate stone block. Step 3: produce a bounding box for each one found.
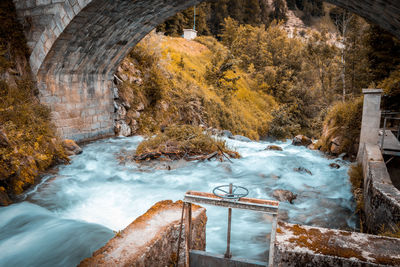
[274,221,400,266]
[79,200,207,267]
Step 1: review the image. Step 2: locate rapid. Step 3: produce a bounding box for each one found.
[0,136,358,266]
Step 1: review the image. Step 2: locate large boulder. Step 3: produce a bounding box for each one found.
[62,139,82,156]
[273,189,297,204]
[330,136,342,155]
[229,135,252,142]
[292,135,312,147]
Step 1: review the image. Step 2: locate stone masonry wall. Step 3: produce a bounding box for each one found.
[12,0,400,141]
[79,200,207,267]
[274,221,400,266]
[361,144,400,233]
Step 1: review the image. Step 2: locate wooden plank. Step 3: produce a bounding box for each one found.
[184,193,279,214]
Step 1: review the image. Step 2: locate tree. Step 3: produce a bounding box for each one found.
[330,7,354,101]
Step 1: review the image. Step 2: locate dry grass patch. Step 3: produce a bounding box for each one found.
[135,125,239,161]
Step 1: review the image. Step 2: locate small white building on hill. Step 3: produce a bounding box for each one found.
[183,29,197,40]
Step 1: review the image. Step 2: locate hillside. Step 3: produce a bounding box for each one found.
[115,32,277,140]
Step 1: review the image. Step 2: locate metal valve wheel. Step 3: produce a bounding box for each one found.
[213,184,249,200]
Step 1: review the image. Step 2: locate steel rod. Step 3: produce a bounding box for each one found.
[224,183,233,259]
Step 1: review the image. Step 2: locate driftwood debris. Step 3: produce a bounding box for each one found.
[134,150,230,162]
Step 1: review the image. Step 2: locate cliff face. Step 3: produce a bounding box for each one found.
[0,0,67,205]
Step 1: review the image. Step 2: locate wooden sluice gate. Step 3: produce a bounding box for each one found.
[178,184,280,267]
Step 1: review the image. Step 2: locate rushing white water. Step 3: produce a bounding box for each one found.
[0,136,357,266]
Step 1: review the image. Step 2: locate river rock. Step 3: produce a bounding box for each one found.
[62,139,82,156]
[266,145,283,151]
[137,102,145,111]
[220,130,233,138]
[0,187,11,206]
[307,142,319,150]
[114,101,127,120]
[115,120,131,137]
[112,87,119,99]
[329,163,341,169]
[130,119,139,133]
[273,189,297,204]
[122,100,131,109]
[229,135,252,142]
[120,73,128,82]
[293,167,312,175]
[292,135,312,147]
[330,136,342,155]
[0,130,10,148]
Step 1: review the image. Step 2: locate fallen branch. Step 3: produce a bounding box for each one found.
[217,145,233,163]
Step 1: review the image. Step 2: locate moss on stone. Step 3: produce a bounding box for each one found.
[0,0,67,205]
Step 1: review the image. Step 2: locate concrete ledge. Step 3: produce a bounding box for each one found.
[362,144,400,233]
[274,222,400,266]
[362,89,383,94]
[79,200,207,267]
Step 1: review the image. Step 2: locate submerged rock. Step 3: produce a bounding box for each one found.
[229,135,252,142]
[266,145,283,151]
[293,167,312,175]
[329,163,341,169]
[273,189,297,204]
[62,139,82,156]
[292,135,312,147]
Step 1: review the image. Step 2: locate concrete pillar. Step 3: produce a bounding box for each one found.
[357,89,383,162]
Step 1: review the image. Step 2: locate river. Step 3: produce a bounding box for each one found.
[0,136,358,266]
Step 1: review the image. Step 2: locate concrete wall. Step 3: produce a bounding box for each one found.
[273,221,400,266]
[79,200,207,267]
[12,0,400,141]
[357,89,383,161]
[361,144,400,233]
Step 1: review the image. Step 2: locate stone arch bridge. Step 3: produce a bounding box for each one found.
[12,0,400,141]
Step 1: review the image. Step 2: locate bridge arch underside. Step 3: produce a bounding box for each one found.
[14,0,400,141]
